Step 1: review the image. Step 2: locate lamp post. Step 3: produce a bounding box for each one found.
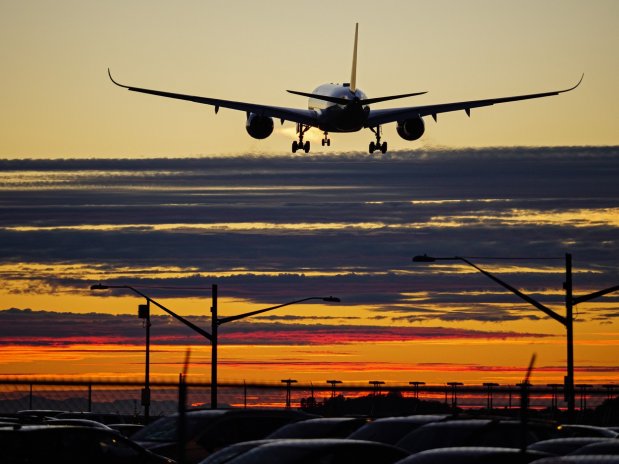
[412,253,619,422]
[138,300,151,423]
[326,380,342,399]
[483,382,499,410]
[409,381,425,399]
[91,283,339,409]
[281,379,298,408]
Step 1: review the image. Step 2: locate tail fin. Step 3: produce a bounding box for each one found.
[350,23,358,93]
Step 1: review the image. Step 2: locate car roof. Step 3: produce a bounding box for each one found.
[571,440,619,456]
[267,417,366,438]
[218,438,410,464]
[395,446,550,464]
[528,437,613,455]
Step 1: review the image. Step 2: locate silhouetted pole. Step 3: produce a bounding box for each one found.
[281,379,297,408]
[576,384,592,410]
[409,381,425,399]
[138,300,151,423]
[483,382,499,410]
[447,382,463,410]
[211,284,218,409]
[547,383,562,410]
[327,380,342,399]
[369,380,385,396]
[564,254,575,417]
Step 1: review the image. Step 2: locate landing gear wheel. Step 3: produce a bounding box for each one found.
[327,139,330,146]
[321,139,325,146]
[369,126,387,154]
[294,124,311,154]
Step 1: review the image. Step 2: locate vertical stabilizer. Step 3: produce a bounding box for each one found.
[350,23,358,93]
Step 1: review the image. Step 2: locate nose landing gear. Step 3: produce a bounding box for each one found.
[369,126,387,154]
[292,124,311,153]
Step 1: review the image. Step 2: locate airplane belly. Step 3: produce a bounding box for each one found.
[318,105,367,132]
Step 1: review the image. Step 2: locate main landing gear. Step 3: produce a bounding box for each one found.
[321,131,331,147]
[292,123,310,153]
[369,126,387,154]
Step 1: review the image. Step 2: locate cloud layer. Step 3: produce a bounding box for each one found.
[1,147,618,324]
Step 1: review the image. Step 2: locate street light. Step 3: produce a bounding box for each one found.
[412,253,619,421]
[91,283,340,409]
[483,382,499,410]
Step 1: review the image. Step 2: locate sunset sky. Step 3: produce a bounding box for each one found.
[1,149,618,392]
[1,0,618,157]
[0,1,618,405]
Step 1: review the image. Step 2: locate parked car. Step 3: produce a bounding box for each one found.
[56,411,131,424]
[267,417,367,439]
[531,456,619,464]
[393,446,551,464]
[570,440,619,456]
[347,415,449,445]
[198,439,278,464]
[0,424,175,464]
[396,419,554,453]
[557,425,618,438]
[15,409,65,423]
[44,418,114,430]
[109,423,144,438]
[528,437,614,456]
[132,408,314,464]
[198,438,410,464]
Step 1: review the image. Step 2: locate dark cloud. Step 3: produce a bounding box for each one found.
[1,147,618,325]
[0,308,550,347]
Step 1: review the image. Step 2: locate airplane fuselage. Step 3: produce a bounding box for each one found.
[309,83,370,132]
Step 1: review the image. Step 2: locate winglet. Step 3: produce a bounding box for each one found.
[563,73,584,93]
[108,68,130,89]
[350,23,358,93]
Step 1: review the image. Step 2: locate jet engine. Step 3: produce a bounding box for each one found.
[396,117,425,141]
[245,113,274,139]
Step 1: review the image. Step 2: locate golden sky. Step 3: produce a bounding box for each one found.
[1,0,618,157]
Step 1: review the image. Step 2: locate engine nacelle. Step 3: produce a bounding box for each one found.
[396,117,425,141]
[245,113,274,139]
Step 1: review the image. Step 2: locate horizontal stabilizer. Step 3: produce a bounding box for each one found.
[287,89,427,106]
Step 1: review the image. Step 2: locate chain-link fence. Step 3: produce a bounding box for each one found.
[0,378,615,420]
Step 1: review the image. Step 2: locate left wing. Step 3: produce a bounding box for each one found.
[365,75,583,127]
[108,69,319,126]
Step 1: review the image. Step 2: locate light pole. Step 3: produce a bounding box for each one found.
[138,300,151,423]
[409,381,425,399]
[281,379,298,408]
[326,380,342,399]
[412,253,619,421]
[91,283,340,409]
[483,382,499,410]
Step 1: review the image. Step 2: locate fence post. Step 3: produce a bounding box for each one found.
[88,383,92,412]
[29,384,33,409]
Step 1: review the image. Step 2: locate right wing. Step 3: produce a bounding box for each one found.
[108,69,319,126]
[366,75,583,127]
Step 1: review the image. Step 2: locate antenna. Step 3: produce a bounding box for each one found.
[350,23,359,93]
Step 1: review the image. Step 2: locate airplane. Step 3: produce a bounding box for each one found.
[108,23,582,155]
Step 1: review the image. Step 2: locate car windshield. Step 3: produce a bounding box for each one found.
[132,411,224,443]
